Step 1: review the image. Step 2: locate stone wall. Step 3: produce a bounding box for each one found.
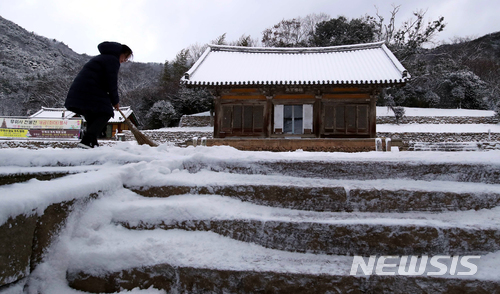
[377,116,499,124]
[377,132,500,143]
[178,115,211,127]
[122,130,213,146]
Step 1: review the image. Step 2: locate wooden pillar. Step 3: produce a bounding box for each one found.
[213,95,221,138]
[369,92,377,138]
[264,94,273,137]
[314,93,322,138]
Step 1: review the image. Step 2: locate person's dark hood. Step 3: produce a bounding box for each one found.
[97,41,122,58]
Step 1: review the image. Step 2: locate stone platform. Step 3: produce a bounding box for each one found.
[206,138,380,152]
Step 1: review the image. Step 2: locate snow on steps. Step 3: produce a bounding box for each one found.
[179,159,500,184]
[67,230,500,294]
[66,158,500,293]
[132,181,500,212]
[106,194,500,256]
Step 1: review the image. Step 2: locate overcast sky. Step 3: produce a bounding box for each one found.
[0,0,498,63]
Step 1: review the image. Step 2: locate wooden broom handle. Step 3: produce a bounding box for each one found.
[117,108,134,128]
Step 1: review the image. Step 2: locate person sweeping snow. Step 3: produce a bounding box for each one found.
[65,41,133,149]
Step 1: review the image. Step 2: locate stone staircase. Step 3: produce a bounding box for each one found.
[63,158,500,293]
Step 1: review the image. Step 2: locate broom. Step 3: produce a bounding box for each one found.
[117,108,158,147]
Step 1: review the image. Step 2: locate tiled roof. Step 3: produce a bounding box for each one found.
[30,106,135,123]
[181,41,410,87]
[30,107,78,119]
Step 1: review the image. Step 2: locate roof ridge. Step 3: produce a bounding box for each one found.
[41,107,67,111]
[183,46,212,81]
[209,41,386,54]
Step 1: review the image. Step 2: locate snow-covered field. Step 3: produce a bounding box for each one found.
[1,107,500,293]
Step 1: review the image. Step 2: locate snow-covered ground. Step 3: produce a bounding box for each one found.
[1,106,499,293]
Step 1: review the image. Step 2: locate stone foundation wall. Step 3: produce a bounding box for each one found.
[207,138,377,152]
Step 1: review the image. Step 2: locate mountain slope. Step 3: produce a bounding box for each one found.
[0,15,163,117]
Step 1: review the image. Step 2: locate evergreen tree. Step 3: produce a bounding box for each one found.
[436,71,490,109]
[160,49,192,95]
[310,16,377,47]
[170,87,213,118]
[144,100,176,129]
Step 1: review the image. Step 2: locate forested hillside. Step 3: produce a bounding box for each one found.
[386,31,500,111]
[0,15,162,119]
[1,8,499,129]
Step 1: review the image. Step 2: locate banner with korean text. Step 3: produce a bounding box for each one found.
[0,117,82,140]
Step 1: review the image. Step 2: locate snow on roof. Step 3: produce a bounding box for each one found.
[109,106,134,123]
[30,107,77,119]
[181,41,409,87]
[184,111,211,117]
[29,106,135,123]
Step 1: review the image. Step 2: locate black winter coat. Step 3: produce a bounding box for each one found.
[65,42,122,117]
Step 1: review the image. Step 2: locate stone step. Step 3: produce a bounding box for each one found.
[0,166,100,186]
[119,219,500,256]
[0,172,69,186]
[181,159,500,184]
[131,183,500,212]
[68,264,500,294]
[65,229,500,293]
[108,194,500,256]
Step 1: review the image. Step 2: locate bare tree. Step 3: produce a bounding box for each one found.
[374,5,446,60]
[187,43,208,65]
[262,13,330,47]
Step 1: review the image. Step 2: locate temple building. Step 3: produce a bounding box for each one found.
[181,41,409,151]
